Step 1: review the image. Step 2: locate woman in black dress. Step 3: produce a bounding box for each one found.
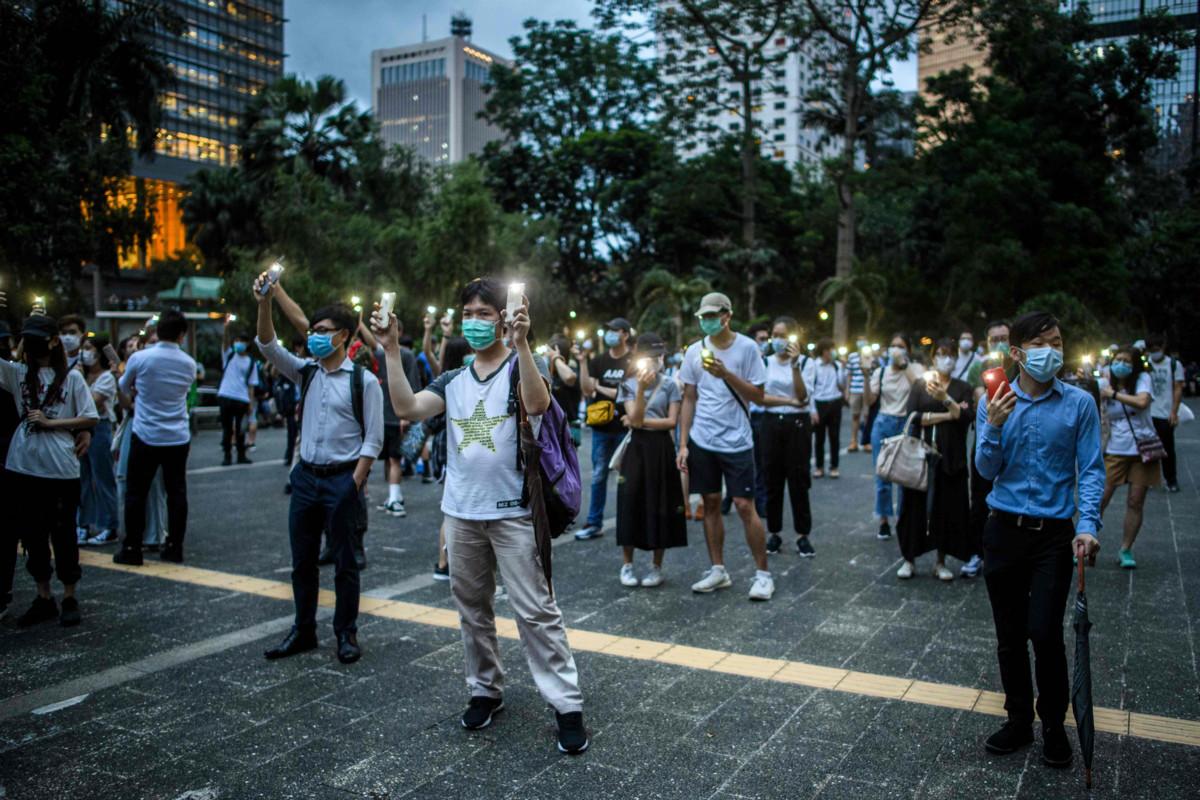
[615,333,686,588]
[897,338,973,581]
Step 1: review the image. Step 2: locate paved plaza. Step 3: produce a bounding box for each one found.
[2,408,1199,799]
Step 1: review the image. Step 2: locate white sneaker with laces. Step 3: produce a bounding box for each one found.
[896,561,915,580]
[619,564,639,587]
[748,573,775,601]
[640,567,664,587]
[385,500,407,518]
[934,564,954,582]
[691,566,732,593]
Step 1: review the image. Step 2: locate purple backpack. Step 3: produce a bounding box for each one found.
[508,359,582,537]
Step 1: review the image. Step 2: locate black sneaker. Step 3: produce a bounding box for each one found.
[221,455,232,466]
[59,597,81,627]
[160,547,184,564]
[877,521,892,540]
[237,455,253,465]
[113,548,144,566]
[985,720,1034,755]
[1042,724,1072,768]
[796,536,816,558]
[433,563,450,582]
[461,696,504,730]
[765,534,782,554]
[555,711,589,755]
[17,596,58,628]
[1167,483,1180,493]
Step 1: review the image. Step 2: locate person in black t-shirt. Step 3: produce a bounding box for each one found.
[576,318,633,540]
[546,335,582,446]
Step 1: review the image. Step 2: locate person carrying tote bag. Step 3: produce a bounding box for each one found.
[875,411,938,492]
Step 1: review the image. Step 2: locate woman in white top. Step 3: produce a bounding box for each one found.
[78,336,120,546]
[759,317,817,557]
[0,314,98,628]
[1099,345,1157,569]
[863,333,925,540]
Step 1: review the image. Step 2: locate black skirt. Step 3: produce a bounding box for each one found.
[616,429,688,551]
[897,467,971,563]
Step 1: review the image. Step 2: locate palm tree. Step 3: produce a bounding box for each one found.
[240,75,375,192]
[634,268,713,348]
[816,269,887,338]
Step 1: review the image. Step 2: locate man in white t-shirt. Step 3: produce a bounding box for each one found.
[1145,334,1184,492]
[677,292,774,601]
[372,277,588,756]
[217,327,259,466]
[954,329,981,383]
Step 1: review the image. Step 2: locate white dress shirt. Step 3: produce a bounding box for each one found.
[257,336,383,465]
[120,342,196,447]
[807,358,845,402]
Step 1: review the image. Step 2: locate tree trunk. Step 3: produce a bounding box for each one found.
[833,52,859,346]
[740,60,758,319]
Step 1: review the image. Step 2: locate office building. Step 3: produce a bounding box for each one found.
[917,18,989,105]
[371,19,509,165]
[118,0,285,271]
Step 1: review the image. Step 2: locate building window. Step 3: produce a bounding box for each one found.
[382,57,447,85]
[773,133,785,141]
[774,101,785,110]
[774,118,785,128]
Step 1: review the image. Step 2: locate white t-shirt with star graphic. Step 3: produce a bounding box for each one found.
[426,352,547,521]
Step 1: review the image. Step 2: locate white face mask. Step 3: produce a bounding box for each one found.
[889,346,907,364]
[959,338,973,353]
[935,355,954,374]
[60,333,82,353]
[1150,351,1165,362]
[81,350,98,367]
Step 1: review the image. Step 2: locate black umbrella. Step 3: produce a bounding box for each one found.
[517,395,554,595]
[1072,559,1095,789]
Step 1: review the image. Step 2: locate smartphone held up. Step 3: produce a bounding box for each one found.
[258,259,284,296]
[983,367,1011,402]
[506,282,525,323]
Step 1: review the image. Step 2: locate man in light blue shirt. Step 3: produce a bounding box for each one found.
[114,309,197,566]
[974,311,1104,769]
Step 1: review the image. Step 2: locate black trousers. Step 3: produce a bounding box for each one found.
[983,514,1074,728]
[1152,417,1177,487]
[813,399,843,469]
[1,468,16,602]
[218,396,250,457]
[289,464,360,634]
[283,410,299,464]
[762,412,812,535]
[10,472,82,586]
[124,434,190,553]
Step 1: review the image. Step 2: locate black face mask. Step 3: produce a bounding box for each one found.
[22,336,50,358]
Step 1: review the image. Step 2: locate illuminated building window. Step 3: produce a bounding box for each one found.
[111,178,188,271]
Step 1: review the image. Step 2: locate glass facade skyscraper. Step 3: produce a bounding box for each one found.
[117,0,284,270]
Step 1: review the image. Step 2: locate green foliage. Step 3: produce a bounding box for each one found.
[0,0,182,302]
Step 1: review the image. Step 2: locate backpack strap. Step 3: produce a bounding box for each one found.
[298,362,366,443]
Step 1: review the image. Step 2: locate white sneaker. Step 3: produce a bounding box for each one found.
[691,566,732,593]
[934,564,954,582]
[896,561,915,580]
[640,567,664,588]
[619,564,639,587]
[748,573,775,601]
[385,500,407,518]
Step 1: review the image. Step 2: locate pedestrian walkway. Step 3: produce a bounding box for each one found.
[2,412,1199,798]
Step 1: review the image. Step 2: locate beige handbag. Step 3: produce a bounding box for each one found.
[875,412,938,491]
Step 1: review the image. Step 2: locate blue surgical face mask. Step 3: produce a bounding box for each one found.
[771,337,788,355]
[1149,351,1165,363]
[758,340,771,355]
[668,353,683,366]
[604,331,621,348]
[307,332,337,359]
[1018,346,1064,383]
[1110,361,1133,379]
[233,341,247,354]
[991,341,1010,357]
[699,317,723,337]
[462,319,498,351]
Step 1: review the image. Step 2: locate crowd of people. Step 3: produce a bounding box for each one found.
[0,279,1193,764]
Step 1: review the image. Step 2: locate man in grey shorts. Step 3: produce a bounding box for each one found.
[676,293,774,601]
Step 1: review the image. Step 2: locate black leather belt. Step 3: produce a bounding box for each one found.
[300,460,357,477]
[990,510,1071,532]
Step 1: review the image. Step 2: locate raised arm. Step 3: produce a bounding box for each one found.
[371,311,445,421]
[507,297,549,415]
[272,282,310,338]
[422,313,441,378]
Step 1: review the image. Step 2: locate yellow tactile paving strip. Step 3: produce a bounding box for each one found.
[79,551,1200,748]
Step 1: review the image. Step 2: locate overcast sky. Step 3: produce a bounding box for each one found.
[284,0,917,110]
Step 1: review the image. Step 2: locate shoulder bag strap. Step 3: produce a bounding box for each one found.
[706,336,750,419]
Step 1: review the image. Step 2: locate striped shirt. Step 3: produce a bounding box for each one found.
[847,353,865,394]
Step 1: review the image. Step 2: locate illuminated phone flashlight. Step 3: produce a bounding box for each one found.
[426,305,438,316]
[569,310,577,319]
[871,343,880,351]
[445,308,455,317]
[818,309,829,321]
[837,346,848,356]
[923,370,937,382]
[1081,353,1093,366]
[806,343,815,351]
[33,295,45,307]
[596,328,605,338]
[788,334,798,344]
[228,313,238,323]
[636,357,649,372]
[988,351,1002,361]
[350,295,361,307]
[575,329,586,341]
[701,348,713,362]
[535,344,548,356]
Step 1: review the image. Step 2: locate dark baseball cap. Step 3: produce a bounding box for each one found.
[21,314,58,339]
[605,317,632,333]
[634,332,666,356]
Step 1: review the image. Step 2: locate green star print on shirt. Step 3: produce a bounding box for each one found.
[451,400,510,454]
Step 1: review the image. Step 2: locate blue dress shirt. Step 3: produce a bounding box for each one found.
[975,378,1105,535]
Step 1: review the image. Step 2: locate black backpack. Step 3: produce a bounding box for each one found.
[297,363,365,440]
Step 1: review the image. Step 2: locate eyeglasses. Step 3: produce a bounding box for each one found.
[309,327,338,336]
